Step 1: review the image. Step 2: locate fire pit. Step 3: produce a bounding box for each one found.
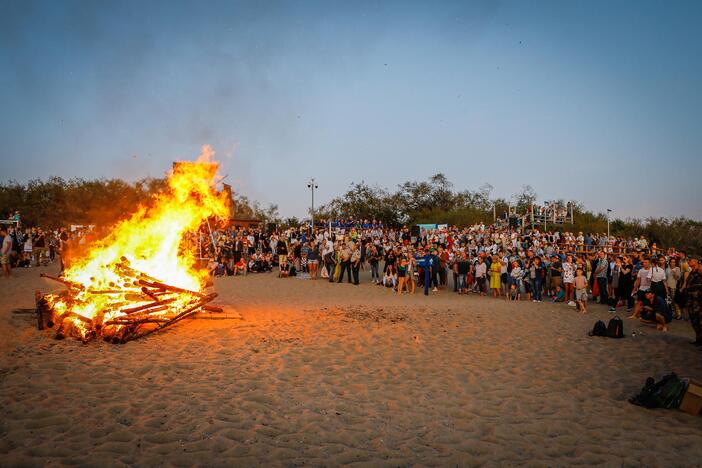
[35,146,230,343]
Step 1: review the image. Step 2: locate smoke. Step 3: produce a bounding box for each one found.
[196,144,215,163]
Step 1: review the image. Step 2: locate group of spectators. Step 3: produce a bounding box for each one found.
[207,219,702,345]
[0,216,77,277]
[2,214,700,347]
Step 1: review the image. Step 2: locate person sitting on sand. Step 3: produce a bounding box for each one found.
[382,264,397,288]
[233,257,247,276]
[640,289,672,332]
[551,285,565,303]
[574,268,588,313]
[508,283,520,301]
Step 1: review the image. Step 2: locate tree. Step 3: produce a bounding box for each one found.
[512,185,537,212]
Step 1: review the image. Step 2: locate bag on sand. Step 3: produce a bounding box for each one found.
[320,266,329,279]
[606,316,624,338]
[629,373,688,409]
[589,320,608,337]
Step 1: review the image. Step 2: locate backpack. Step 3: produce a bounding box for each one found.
[629,373,688,409]
[589,320,608,337]
[607,316,624,338]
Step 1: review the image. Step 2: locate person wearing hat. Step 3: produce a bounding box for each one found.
[640,289,672,332]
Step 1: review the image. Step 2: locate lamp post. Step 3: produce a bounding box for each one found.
[307,178,318,231]
[606,208,612,239]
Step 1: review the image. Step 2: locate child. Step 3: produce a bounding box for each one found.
[574,268,588,313]
[234,257,247,276]
[551,285,565,303]
[508,283,520,301]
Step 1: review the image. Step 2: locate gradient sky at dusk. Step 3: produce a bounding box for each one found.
[2,0,701,220]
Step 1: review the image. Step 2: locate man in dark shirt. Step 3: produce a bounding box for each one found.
[455,252,470,294]
[640,290,672,332]
[549,255,562,296]
[684,258,702,346]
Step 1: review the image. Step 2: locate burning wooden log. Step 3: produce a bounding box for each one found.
[39,273,85,291]
[39,264,220,343]
[122,293,218,343]
[137,279,209,298]
[121,297,177,315]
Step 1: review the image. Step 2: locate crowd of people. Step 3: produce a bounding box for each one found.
[206,219,702,345]
[1,214,701,347]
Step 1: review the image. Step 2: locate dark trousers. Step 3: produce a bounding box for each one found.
[326,260,335,283]
[338,261,352,283]
[690,302,701,342]
[597,277,609,304]
[532,278,542,301]
[352,263,360,284]
[370,262,379,281]
[439,267,447,286]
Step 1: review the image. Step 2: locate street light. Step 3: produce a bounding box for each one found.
[307,178,318,231]
[606,208,612,239]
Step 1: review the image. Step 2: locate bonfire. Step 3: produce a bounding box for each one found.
[36,146,230,343]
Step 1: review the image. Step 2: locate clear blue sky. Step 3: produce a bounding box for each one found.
[2,0,701,220]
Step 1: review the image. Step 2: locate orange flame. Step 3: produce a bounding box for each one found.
[49,145,229,330]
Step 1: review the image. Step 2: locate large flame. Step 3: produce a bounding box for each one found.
[50,145,229,329]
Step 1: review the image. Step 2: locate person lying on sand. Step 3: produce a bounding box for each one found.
[638,289,672,332]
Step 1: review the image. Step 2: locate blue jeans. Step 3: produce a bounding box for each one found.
[456,274,466,290]
[370,262,379,281]
[532,278,542,301]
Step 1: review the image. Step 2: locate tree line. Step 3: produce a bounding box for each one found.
[1,174,700,255]
[314,174,702,255]
[0,176,280,230]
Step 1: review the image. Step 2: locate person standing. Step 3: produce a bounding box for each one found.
[423,248,433,296]
[368,244,381,284]
[276,238,288,274]
[323,238,335,283]
[594,250,609,306]
[337,243,352,284]
[666,258,681,318]
[350,244,361,285]
[489,255,502,297]
[0,228,12,277]
[682,258,702,346]
[530,257,544,302]
[475,256,487,296]
[58,227,69,274]
[650,256,669,299]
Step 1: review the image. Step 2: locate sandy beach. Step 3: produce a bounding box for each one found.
[2,265,702,466]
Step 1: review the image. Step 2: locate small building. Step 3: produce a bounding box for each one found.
[229,218,261,229]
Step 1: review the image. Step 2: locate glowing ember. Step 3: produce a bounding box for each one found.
[39,145,229,342]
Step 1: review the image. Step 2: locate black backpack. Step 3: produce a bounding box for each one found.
[629,373,688,409]
[589,320,608,337]
[607,316,624,338]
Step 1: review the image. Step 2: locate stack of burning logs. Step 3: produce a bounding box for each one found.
[36,257,223,343]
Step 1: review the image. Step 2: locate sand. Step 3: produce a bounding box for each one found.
[1,264,702,466]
